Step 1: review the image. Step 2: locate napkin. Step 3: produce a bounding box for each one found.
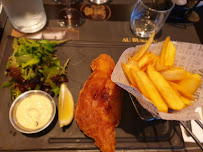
[11,27,79,40]
[180,107,203,143]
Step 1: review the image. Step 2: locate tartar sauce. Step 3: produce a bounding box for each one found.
[15,94,53,130]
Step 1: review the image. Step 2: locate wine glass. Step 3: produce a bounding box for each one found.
[54,0,85,28]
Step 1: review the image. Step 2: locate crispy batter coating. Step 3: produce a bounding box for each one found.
[75,54,123,152]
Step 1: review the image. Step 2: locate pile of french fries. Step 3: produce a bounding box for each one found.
[122,32,202,113]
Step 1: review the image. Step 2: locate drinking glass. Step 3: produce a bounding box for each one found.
[130,0,175,37]
[2,0,47,33]
[56,0,85,28]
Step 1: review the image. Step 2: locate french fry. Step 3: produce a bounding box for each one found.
[185,71,192,78]
[160,67,190,81]
[164,41,176,66]
[169,84,191,106]
[147,65,186,110]
[158,37,176,70]
[160,36,170,65]
[179,96,191,106]
[137,52,158,68]
[155,58,170,71]
[140,65,148,72]
[132,69,168,112]
[168,81,194,100]
[131,32,155,61]
[121,60,140,87]
[121,63,137,87]
[130,83,137,88]
[178,74,202,95]
[150,54,159,67]
[140,53,159,71]
[125,59,140,71]
[130,69,149,98]
[137,51,151,68]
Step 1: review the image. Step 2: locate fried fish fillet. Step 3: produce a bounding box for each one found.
[75,54,123,152]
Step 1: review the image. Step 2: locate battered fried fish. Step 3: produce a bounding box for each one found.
[75,54,123,152]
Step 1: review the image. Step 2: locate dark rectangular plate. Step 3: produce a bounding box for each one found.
[0,37,184,151]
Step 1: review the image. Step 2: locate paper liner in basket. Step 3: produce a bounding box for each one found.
[111,41,203,121]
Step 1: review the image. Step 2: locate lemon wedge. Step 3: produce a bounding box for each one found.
[58,83,74,127]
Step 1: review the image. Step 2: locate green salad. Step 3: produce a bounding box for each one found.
[3,38,70,100]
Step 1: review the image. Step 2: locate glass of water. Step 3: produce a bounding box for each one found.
[130,0,175,37]
[2,0,47,33]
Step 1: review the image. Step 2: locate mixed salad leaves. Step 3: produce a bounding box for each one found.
[3,38,70,100]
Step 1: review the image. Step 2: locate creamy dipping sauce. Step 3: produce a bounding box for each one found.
[15,94,53,130]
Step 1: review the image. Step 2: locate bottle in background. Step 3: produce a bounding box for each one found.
[2,0,47,33]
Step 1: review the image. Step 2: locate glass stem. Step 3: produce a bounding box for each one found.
[65,0,72,26]
[66,0,71,9]
[65,0,72,16]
